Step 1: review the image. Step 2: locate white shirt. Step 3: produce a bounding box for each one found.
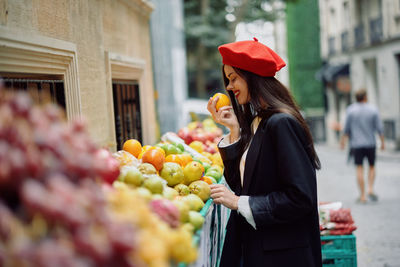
[218,117,262,229]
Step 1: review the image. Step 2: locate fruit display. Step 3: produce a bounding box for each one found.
[0,91,226,267]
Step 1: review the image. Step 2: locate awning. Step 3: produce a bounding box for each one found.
[316,63,349,83]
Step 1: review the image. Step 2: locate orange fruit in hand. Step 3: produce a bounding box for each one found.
[123,139,142,158]
[212,93,231,111]
[141,148,165,171]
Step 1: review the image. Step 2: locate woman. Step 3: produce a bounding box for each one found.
[207,38,322,267]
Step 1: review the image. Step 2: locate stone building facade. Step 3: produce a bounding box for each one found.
[0,0,158,150]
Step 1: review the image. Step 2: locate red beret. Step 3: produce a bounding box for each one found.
[218,37,286,77]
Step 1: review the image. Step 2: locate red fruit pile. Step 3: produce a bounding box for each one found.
[0,91,138,267]
[0,92,119,199]
[149,199,180,228]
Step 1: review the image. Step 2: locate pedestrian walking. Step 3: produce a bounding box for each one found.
[207,38,322,267]
[340,89,385,203]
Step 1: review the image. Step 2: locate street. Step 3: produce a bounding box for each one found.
[316,145,400,267]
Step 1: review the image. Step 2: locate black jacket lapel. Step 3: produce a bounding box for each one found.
[242,118,266,195]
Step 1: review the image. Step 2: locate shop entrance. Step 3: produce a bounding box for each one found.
[112,80,142,150]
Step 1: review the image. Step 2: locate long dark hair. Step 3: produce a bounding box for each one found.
[222,66,321,170]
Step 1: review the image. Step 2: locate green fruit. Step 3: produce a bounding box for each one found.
[136,187,153,202]
[143,176,164,194]
[183,194,204,211]
[138,163,157,175]
[205,169,222,182]
[207,166,222,173]
[151,194,164,200]
[163,186,179,200]
[201,162,211,172]
[208,177,217,184]
[189,180,211,202]
[123,167,144,186]
[160,162,184,186]
[182,222,195,233]
[165,143,180,156]
[188,211,205,230]
[183,161,203,185]
[172,199,190,222]
[174,142,185,152]
[174,184,190,196]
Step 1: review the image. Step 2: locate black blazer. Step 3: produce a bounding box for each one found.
[218,113,322,267]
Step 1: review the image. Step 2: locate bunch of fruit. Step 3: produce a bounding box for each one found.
[114,137,224,220]
[0,91,205,267]
[113,137,227,266]
[0,92,141,267]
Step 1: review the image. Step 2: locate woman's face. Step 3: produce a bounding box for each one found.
[224,65,250,105]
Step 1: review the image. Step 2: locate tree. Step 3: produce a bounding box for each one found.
[184,0,292,98]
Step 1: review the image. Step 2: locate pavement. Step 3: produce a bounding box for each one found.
[316,144,400,267]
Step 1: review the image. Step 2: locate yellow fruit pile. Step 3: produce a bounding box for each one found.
[107,185,197,267]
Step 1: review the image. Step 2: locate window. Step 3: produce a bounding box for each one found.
[0,73,65,109]
[112,80,142,150]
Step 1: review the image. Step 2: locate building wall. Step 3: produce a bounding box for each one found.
[319,0,400,149]
[0,0,157,149]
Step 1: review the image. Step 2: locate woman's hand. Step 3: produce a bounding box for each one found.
[210,184,239,210]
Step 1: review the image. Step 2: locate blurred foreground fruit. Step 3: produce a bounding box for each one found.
[188,211,205,230]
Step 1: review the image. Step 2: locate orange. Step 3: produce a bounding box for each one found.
[178,153,193,166]
[152,146,166,157]
[201,176,215,185]
[212,93,230,111]
[122,139,142,158]
[141,148,165,171]
[165,154,183,166]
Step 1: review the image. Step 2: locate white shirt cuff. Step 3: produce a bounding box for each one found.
[237,196,257,230]
[218,134,240,147]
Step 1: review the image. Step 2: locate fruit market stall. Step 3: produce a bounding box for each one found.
[0,91,230,267]
[319,202,358,267]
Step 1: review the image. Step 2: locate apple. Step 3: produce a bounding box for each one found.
[178,127,193,144]
[164,143,180,156]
